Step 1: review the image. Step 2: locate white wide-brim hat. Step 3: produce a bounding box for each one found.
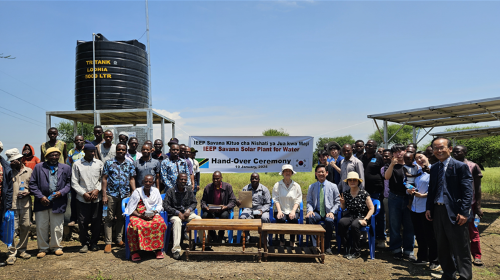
[6,148,23,162]
[279,164,296,175]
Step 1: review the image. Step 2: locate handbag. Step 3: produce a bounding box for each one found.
[0,210,15,247]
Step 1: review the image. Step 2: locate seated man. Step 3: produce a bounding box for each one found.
[305,164,340,255]
[236,173,271,242]
[200,171,236,243]
[163,173,201,260]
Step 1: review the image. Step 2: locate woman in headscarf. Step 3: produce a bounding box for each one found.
[124,174,166,261]
[338,171,375,260]
[272,164,302,247]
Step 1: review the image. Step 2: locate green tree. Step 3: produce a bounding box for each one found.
[56,121,95,150]
[262,128,289,136]
[368,124,414,147]
[313,135,355,164]
[445,126,500,167]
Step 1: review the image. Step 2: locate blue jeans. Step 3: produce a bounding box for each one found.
[388,192,415,255]
[306,212,334,249]
[369,192,386,240]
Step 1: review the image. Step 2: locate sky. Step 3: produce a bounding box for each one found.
[1,0,500,155]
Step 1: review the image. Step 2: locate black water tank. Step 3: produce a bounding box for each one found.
[75,34,149,110]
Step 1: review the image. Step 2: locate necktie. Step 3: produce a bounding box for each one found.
[320,183,326,217]
[435,162,444,203]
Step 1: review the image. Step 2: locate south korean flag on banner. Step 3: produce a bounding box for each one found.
[295,159,307,168]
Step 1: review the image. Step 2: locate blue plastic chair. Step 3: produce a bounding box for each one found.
[198,207,235,243]
[165,208,198,250]
[336,198,381,259]
[268,200,304,247]
[121,194,169,260]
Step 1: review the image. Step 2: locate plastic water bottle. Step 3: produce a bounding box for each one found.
[103,205,108,217]
[404,182,414,190]
[474,214,480,227]
[19,182,25,191]
[48,192,57,201]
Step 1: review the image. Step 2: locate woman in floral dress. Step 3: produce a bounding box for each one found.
[124,175,166,261]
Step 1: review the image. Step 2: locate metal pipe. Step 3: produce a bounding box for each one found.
[92,33,97,126]
[373,119,384,145]
[145,0,152,109]
[412,126,417,143]
[384,120,388,148]
[387,117,412,143]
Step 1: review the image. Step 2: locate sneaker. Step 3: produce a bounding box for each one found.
[430,272,443,279]
[348,252,361,260]
[412,259,429,266]
[37,251,46,258]
[90,244,99,251]
[376,240,387,248]
[19,252,31,259]
[54,250,64,256]
[173,251,181,260]
[79,245,89,253]
[429,263,441,271]
[6,256,16,265]
[393,252,404,260]
[325,248,333,255]
[403,254,417,262]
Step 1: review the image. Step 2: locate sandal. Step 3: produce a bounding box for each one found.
[131,253,141,262]
[155,251,164,259]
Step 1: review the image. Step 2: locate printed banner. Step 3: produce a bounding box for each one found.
[189,136,314,173]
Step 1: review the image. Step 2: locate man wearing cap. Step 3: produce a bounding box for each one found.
[29,147,72,258]
[40,127,67,164]
[102,143,136,253]
[161,143,191,191]
[0,142,14,266]
[71,142,104,253]
[338,144,365,193]
[118,132,129,146]
[326,141,344,186]
[190,148,200,193]
[306,164,340,255]
[5,148,33,264]
[165,137,179,158]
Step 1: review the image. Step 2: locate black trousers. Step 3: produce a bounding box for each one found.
[77,200,103,246]
[70,188,78,222]
[202,210,230,239]
[274,212,299,244]
[410,211,439,264]
[338,212,365,253]
[433,205,472,280]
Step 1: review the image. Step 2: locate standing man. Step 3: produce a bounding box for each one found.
[29,148,71,258]
[152,139,166,161]
[236,173,271,242]
[71,142,103,253]
[318,150,335,183]
[377,147,384,155]
[426,138,473,280]
[179,144,194,189]
[182,145,195,191]
[5,149,31,264]
[160,144,191,191]
[125,137,141,162]
[425,146,439,165]
[361,140,386,248]
[305,164,340,255]
[102,143,137,253]
[452,145,484,266]
[326,141,344,185]
[66,135,85,227]
[99,130,116,163]
[134,144,161,189]
[200,171,237,243]
[118,132,129,146]
[384,143,415,260]
[0,142,13,266]
[91,125,104,147]
[337,144,365,193]
[163,173,201,260]
[40,127,67,164]
[354,140,365,159]
[190,148,200,193]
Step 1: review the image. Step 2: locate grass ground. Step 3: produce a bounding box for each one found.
[481,167,500,196]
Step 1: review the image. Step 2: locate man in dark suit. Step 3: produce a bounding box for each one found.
[426,137,473,280]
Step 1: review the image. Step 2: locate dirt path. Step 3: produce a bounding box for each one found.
[0,203,498,280]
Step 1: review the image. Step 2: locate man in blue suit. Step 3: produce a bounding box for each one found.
[306,164,340,255]
[426,137,473,280]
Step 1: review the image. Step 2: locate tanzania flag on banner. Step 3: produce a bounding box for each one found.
[197,158,209,168]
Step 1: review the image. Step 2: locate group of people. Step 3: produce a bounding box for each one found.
[0,128,483,279]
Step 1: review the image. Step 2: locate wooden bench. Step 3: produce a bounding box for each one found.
[261,223,326,263]
[185,219,262,261]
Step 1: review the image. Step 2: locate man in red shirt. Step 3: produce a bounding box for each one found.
[200,171,237,243]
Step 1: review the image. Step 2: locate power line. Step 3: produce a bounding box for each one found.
[0,88,47,111]
[0,105,44,124]
[0,110,44,128]
[0,70,49,100]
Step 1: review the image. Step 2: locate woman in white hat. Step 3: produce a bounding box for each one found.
[338,171,374,260]
[272,164,302,247]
